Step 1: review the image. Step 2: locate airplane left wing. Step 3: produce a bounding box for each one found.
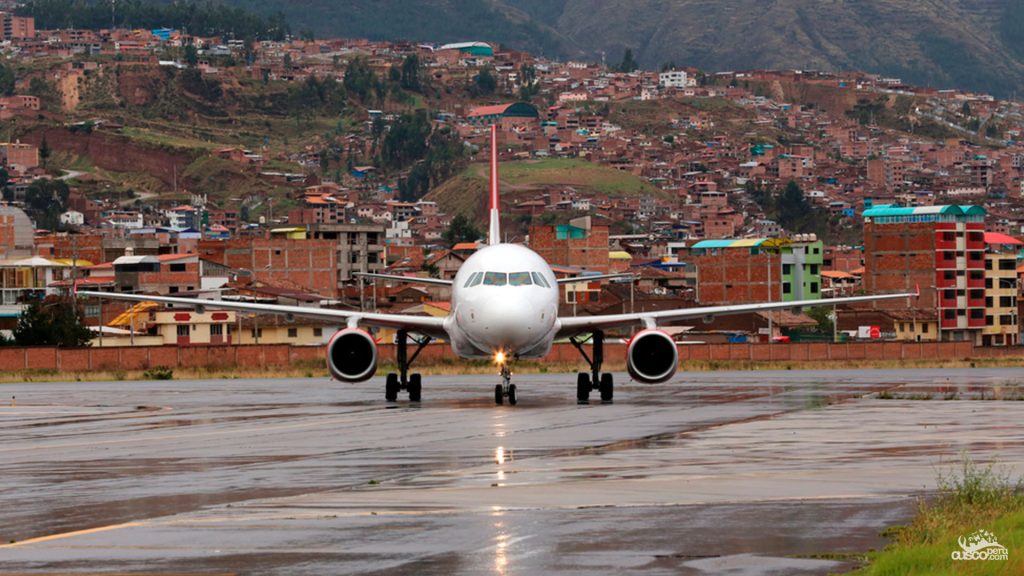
[77,291,448,338]
[556,292,917,338]
[354,273,453,287]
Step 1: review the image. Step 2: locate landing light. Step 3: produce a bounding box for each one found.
[493,351,507,365]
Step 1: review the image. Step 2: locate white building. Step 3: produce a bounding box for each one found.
[59,210,84,226]
[659,70,691,89]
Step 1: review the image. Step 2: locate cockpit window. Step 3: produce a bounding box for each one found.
[482,271,508,286]
[464,271,483,287]
[508,272,532,286]
[531,272,551,288]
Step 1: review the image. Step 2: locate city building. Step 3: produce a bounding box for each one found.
[862,204,986,343]
[529,217,610,274]
[690,237,823,304]
[983,232,1020,346]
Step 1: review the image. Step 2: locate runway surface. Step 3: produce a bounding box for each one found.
[2,368,1024,575]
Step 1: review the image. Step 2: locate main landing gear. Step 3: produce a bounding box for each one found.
[570,331,613,404]
[385,330,432,402]
[494,356,517,406]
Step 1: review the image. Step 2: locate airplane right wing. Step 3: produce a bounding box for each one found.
[77,291,449,339]
[556,291,917,338]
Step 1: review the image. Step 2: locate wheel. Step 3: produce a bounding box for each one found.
[385,373,399,402]
[576,372,590,404]
[408,373,422,402]
[600,373,614,403]
[494,384,504,405]
[507,384,517,406]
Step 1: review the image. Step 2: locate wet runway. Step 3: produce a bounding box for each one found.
[2,368,1024,574]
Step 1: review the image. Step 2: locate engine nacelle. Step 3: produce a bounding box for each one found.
[626,329,678,384]
[326,328,378,382]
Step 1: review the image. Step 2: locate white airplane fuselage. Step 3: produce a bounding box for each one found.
[444,243,560,360]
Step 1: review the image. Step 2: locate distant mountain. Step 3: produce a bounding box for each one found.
[235,0,1024,98]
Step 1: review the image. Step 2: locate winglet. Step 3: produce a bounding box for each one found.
[487,124,500,246]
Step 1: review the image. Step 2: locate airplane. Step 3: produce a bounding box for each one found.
[79,125,915,406]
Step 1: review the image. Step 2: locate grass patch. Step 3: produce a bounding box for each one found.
[853,456,1024,575]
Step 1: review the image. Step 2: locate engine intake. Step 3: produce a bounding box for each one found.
[326,328,377,382]
[626,329,678,383]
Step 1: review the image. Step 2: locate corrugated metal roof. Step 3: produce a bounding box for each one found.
[691,239,735,249]
[862,204,986,217]
[731,238,767,247]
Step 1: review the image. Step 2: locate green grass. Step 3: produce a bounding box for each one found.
[852,456,1024,575]
[119,126,219,151]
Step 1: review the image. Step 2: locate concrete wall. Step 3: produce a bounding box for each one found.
[3,341,1022,373]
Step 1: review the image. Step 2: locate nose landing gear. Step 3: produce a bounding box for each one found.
[494,354,517,406]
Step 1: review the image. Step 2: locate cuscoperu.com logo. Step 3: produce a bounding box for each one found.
[951,529,1009,561]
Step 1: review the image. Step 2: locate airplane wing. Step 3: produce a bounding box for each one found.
[555,273,634,285]
[354,272,453,287]
[556,292,917,337]
[77,291,448,337]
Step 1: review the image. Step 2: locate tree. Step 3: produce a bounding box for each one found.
[961,101,972,116]
[0,62,15,96]
[443,213,481,246]
[776,180,813,232]
[617,48,638,73]
[38,137,51,168]
[184,43,198,67]
[473,67,497,96]
[400,54,422,92]
[14,297,92,347]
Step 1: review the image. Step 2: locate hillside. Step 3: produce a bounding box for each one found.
[426,158,667,218]
[237,0,1024,98]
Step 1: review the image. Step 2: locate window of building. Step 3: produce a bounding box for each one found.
[1000,296,1014,308]
[251,328,263,338]
[84,305,100,317]
[985,259,993,270]
[782,264,792,275]
[313,328,323,337]
[810,282,819,293]
[944,309,955,320]
[943,270,955,280]
[288,328,298,338]
[942,231,955,242]
[210,324,223,336]
[999,259,1016,271]
[169,286,179,293]
[922,323,929,333]
[944,289,956,300]
[986,297,994,307]
[809,264,818,275]
[942,251,954,260]
[986,315,995,326]
[969,309,984,319]
[900,323,906,332]
[1000,314,1014,325]
[782,282,791,294]
[169,263,187,272]
[177,325,189,337]
[970,289,984,300]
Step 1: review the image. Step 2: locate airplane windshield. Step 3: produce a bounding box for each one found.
[531,272,551,288]
[464,272,483,287]
[508,272,532,286]
[482,272,508,286]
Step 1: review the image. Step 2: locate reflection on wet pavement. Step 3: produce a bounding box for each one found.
[0,368,1023,574]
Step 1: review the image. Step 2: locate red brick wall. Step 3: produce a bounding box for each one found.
[864,221,936,309]
[694,250,780,304]
[198,238,338,296]
[0,341,1017,374]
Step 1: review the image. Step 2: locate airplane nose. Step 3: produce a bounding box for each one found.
[481,295,537,349]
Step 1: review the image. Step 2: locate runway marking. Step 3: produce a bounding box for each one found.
[0,521,142,548]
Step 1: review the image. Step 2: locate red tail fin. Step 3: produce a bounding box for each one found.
[488,124,500,245]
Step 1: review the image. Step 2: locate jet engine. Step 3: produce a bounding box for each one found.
[626,329,678,383]
[326,328,378,382]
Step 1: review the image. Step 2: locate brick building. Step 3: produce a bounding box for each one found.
[198,238,339,296]
[304,222,386,286]
[862,204,987,343]
[691,237,822,305]
[529,217,610,273]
